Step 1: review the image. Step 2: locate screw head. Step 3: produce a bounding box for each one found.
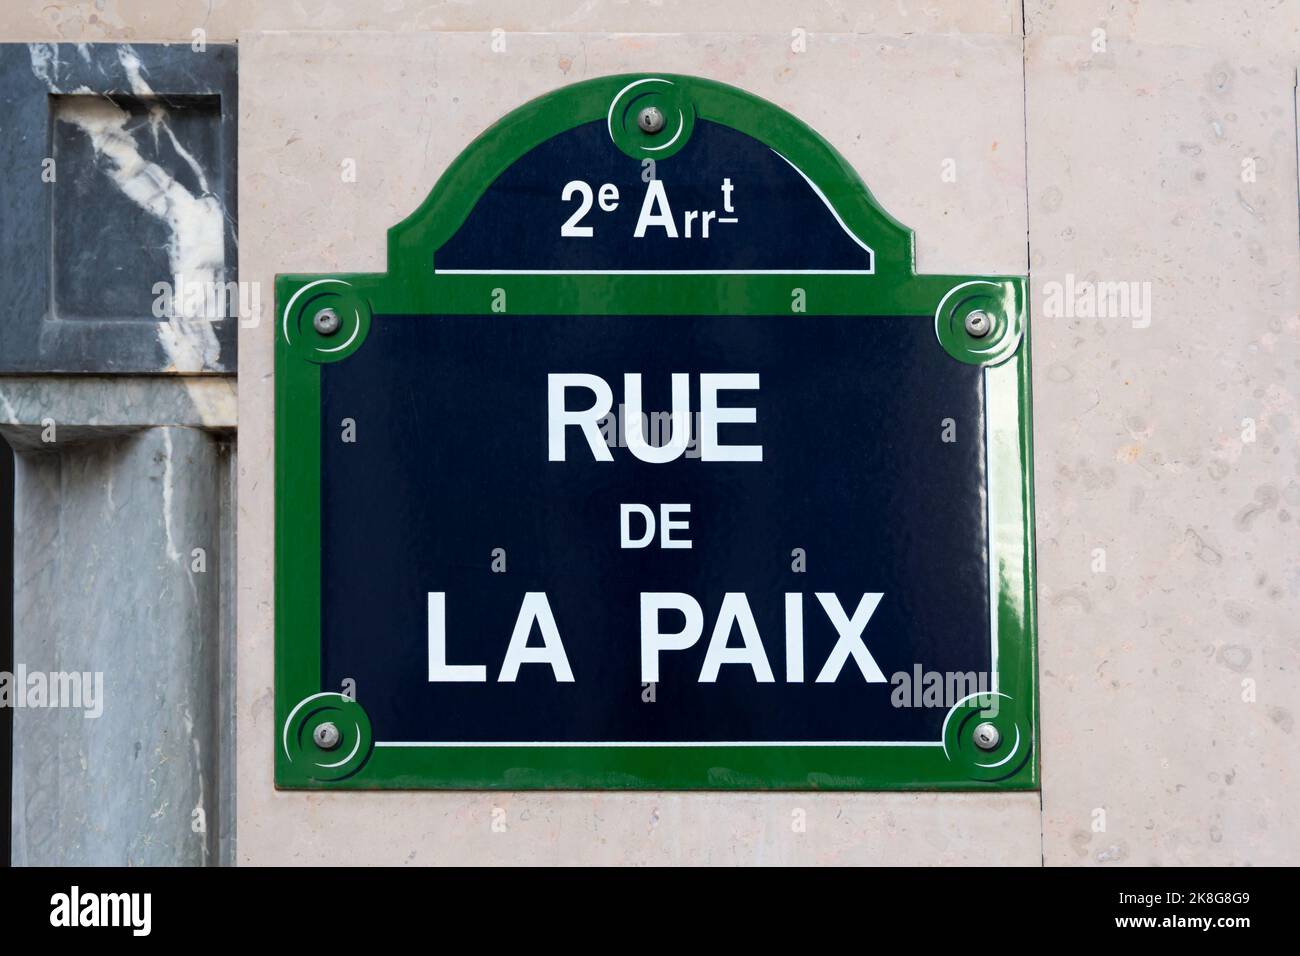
[637,106,665,134]
[313,721,342,751]
[964,310,992,338]
[972,721,1001,751]
[313,307,341,336]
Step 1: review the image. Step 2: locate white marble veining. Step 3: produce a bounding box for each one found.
[28,42,225,372]
[0,376,235,440]
[6,427,226,866]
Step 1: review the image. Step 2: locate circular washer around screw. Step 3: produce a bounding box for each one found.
[637,106,665,134]
[964,310,992,338]
[313,307,341,336]
[313,721,342,750]
[972,721,1001,751]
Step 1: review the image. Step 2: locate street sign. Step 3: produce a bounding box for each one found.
[275,75,1038,789]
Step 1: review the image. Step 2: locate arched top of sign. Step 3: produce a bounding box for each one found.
[387,74,916,279]
[280,72,1027,370]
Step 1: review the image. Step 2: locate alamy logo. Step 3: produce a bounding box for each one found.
[890,666,994,711]
[598,403,704,457]
[1040,273,1152,328]
[0,666,103,718]
[152,273,261,325]
[50,886,151,936]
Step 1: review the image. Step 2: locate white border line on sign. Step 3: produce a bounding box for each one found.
[373,330,1004,750]
[770,148,876,265]
[376,741,946,748]
[435,268,874,275]
[986,364,1000,692]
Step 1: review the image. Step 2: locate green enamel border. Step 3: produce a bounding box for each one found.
[275,73,1038,790]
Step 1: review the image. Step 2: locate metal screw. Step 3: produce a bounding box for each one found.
[964,310,992,338]
[313,721,341,750]
[313,307,341,336]
[972,721,1001,751]
[637,106,665,134]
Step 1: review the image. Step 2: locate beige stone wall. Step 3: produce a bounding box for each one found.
[1,1,1023,42]
[237,28,1040,866]
[1028,32,1300,866]
[5,2,1297,865]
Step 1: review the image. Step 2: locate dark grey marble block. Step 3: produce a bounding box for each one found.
[0,43,238,373]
